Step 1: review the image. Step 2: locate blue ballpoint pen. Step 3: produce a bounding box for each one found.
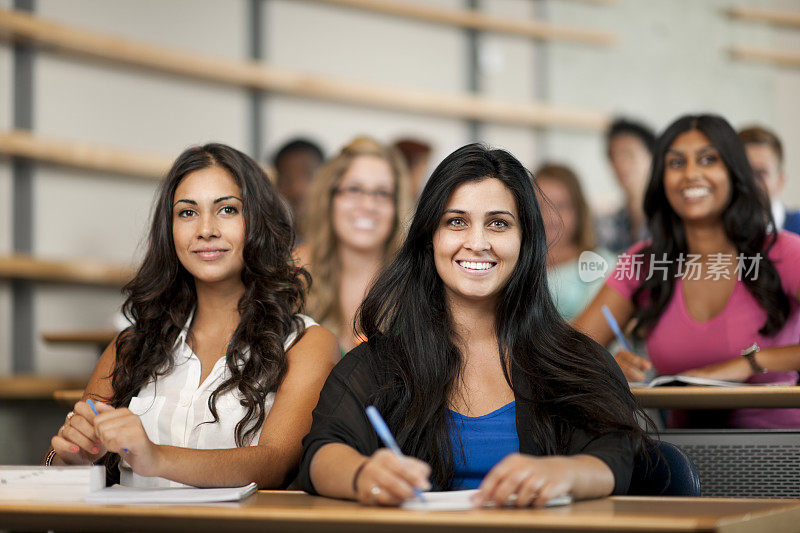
[365,406,426,502]
[601,305,649,384]
[601,305,633,353]
[86,398,129,453]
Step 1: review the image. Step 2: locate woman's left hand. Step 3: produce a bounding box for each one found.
[473,454,576,508]
[93,401,163,477]
[681,357,752,382]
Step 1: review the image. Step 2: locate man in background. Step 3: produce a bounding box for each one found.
[739,126,800,236]
[597,118,656,253]
[270,138,324,241]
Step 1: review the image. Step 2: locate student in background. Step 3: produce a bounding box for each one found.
[271,138,324,240]
[46,144,338,487]
[597,118,656,253]
[296,136,411,353]
[739,126,800,236]
[536,163,616,320]
[393,137,432,199]
[298,144,647,507]
[576,114,800,429]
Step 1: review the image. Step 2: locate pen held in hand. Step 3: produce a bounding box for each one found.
[86,398,129,454]
[365,405,426,503]
[601,305,634,353]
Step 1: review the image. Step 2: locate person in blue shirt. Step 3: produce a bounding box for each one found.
[297,144,649,507]
[739,126,800,236]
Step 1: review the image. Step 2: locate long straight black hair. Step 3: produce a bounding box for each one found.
[632,114,789,337]
[358,143,647,490]
[110,143,309,446]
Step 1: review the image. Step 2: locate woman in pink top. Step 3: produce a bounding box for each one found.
[576,114,800,429]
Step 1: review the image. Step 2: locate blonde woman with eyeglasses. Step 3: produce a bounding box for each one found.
[295,136,412,354]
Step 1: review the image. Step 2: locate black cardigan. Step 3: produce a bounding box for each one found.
[296,339,637,495]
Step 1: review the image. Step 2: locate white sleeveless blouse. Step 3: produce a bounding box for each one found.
[120,312,318,487]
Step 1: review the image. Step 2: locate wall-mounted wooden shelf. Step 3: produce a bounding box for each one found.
[0,375,86,400]
[0,254,133,287]
[53,388,84,408]
[0,130,171,180]
[730,45,800,69]
[302,0,618,46]
[728,5,800,30]
[0,8,609,131]
[41,329,117,346]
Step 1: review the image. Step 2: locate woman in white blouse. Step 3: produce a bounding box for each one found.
[45,143,338,488]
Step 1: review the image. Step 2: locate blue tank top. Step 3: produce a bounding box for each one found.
[448,401,519,489]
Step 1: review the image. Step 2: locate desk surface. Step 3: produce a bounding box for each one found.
[1,492,799,533]
[631,386,800,409]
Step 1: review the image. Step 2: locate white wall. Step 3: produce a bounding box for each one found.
[1,0,799,379]
[262,0,471,173]
[544,0,800,211]
[0,0,13,375]
[23,0,251,375]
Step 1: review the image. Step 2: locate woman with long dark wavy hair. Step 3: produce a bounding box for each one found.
[45,143,338,487]
[296,144,648,507]
[576,114,800,429]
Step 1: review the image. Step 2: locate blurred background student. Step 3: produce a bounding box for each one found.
[739,126,800,236]
[393,137,432,200]
[296,136,411,353]
[270,138,325,241]
[576,114,800,430]
[597,118,657,254]
[536,164,616,320]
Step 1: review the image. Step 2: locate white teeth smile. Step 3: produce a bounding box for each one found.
[352,218,377,230]
[682,187,710,199]
[457,261,495,271]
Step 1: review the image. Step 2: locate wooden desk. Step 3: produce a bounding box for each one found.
[1,492,799,533]
[632,386,800,409]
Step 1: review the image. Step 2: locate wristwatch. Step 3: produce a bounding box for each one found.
[741,343,767,374]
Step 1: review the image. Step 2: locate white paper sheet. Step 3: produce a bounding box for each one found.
[401,489,572,511]
[85,482,258,504]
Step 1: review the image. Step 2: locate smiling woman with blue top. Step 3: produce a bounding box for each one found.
[297,144,649,507]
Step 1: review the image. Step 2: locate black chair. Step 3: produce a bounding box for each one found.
[629,440,701,496]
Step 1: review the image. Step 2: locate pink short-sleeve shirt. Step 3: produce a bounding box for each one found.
[605,231,800,429]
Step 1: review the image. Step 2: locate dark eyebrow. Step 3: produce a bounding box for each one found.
[488,210,516,220]
[697,146,718,155]
[214,195,243,204]
[443,208,516,220]
[173,196,242,208]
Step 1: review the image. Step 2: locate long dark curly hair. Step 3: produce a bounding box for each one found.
[358,143,648,490]
[108,143,309,447]
[632,114,789,338]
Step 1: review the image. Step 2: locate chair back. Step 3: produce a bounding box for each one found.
[629,440,701,496]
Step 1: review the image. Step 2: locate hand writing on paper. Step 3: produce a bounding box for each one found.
[473,454,575,508]
[353,448,431,506]
[682,357,751,382]
[51,400,107,465]
[614,349,651,382]
[92,401,163,477]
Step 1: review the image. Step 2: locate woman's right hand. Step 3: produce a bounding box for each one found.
[50,401,107,465]
[353,448,431,506]
[614,350,652,382]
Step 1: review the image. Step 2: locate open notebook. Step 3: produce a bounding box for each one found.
[401,489,572,511]
[629,375,797,388]
[85,482,257,504]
